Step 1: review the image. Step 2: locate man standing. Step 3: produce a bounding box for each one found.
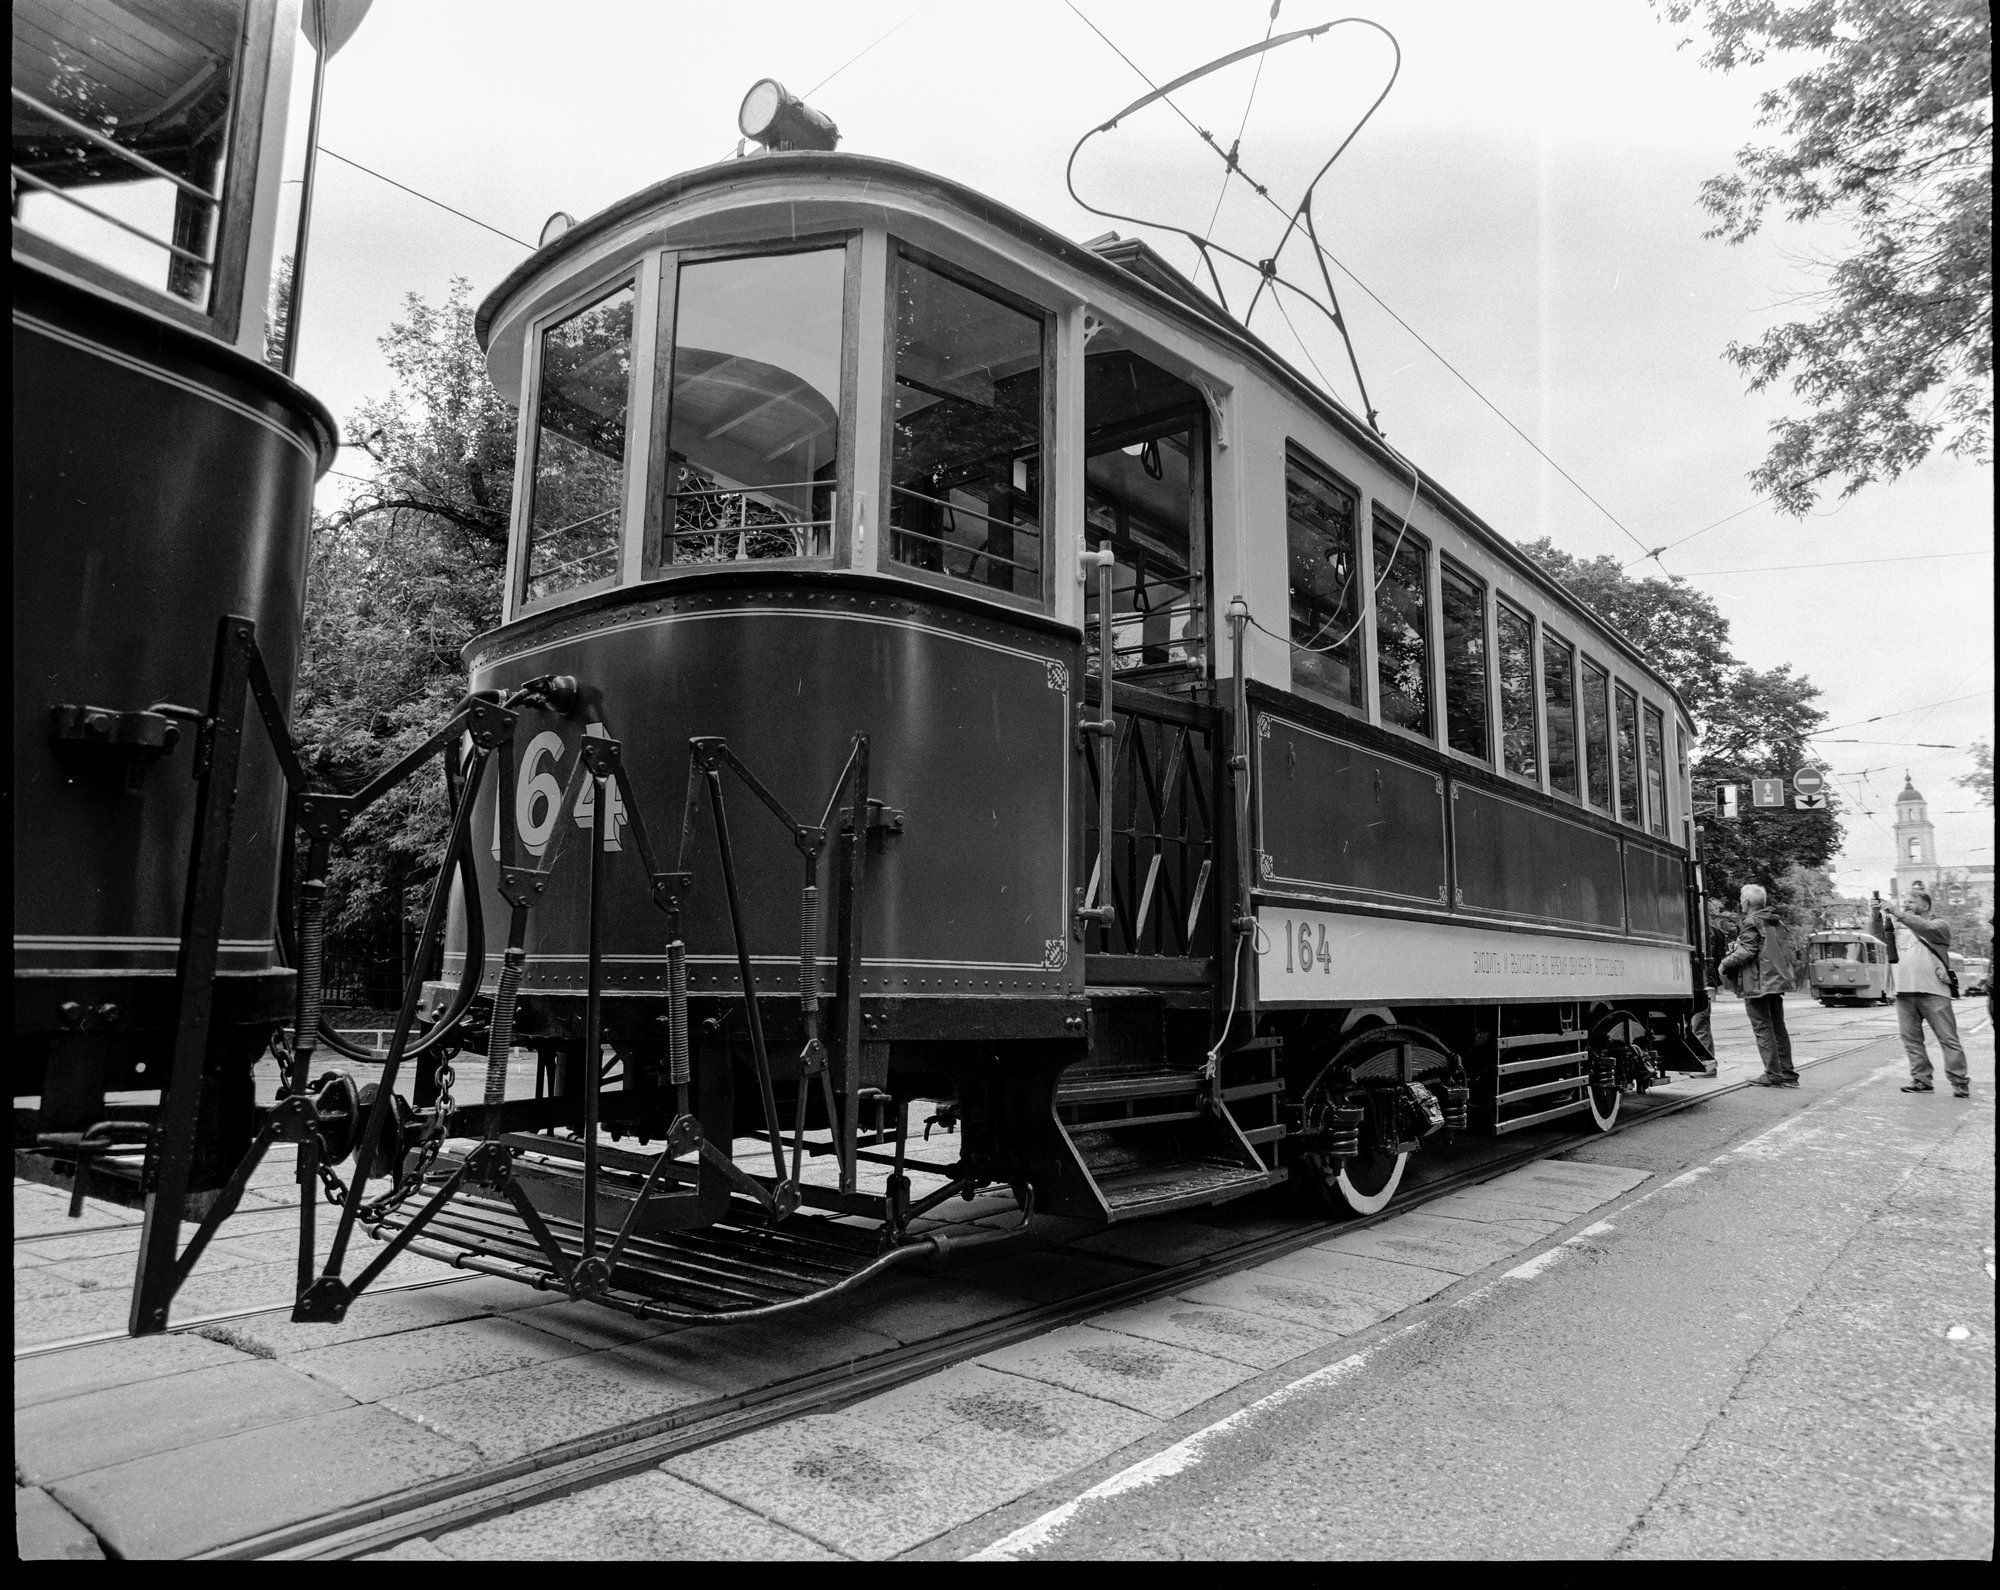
[1719,883,1799,1087]
[1878,887,1971,1097]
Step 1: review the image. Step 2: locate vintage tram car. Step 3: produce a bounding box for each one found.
[12,0,349,1330]
[372,135,1714,1316]
[1806,931,1894,1006]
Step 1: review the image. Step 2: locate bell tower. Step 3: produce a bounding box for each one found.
[1891,773,1937,900]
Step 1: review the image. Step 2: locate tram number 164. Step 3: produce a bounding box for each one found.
[1285,919,1332,976]
[491,726,627,859]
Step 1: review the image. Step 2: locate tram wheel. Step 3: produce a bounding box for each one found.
[1293,1022,1449,1217]
[1586,1013,1648,1133]
[1333,1144,1409,1216]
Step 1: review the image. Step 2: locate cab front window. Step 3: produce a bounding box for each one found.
[522,281,635,607]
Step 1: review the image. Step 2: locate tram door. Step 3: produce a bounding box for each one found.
[1077,337,1222,983]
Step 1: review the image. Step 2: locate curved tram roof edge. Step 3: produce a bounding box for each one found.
[474,151,1694,722]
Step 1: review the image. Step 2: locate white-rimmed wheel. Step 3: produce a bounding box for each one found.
[1294,1022,1450,1217]
[1333,1140,1408,1215]
[1587,1012,1650,1133]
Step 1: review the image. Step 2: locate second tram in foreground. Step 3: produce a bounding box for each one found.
[369,132,1714,1313]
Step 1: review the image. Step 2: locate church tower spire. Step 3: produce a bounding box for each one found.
[1892,773,1936,899]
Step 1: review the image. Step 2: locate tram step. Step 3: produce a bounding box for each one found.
[1094,1158,1275,1218]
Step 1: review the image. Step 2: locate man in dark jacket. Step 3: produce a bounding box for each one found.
[1718,883,1799,1086]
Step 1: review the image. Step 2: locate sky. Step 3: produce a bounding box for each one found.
[279,0,1994,895]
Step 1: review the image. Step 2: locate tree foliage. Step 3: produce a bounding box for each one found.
[1660,0,1993,512]
[294,279,515,935]
[1957,737,1994,806]
[1516,539,1840,907]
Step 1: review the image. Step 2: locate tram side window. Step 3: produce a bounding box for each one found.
[1373,514,1431,736]
[1440,561,1489,759]
[1497,600,1537,779]
[523,283,635,606]
[1677,722,1692,822]
[1614,682,1642,824]
[1643,702,1669,835]
[12,0,250,320]
[1582,658,1612,810]
[889,252,1046,603]
[659,249,844,567]
[1285,452,1363,710]
[1543,632,1578,796]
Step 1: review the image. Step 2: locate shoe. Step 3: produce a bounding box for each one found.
[1778,1076,1801,1087]
[1749,1076,1785,1087]
[1900,1082,1935,1093]
[1951,1086,1971,1098]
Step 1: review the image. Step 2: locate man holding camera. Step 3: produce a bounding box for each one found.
[1718,883,1799,1087]
[1877,888,1970,1097]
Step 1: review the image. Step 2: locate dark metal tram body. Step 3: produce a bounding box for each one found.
[409,148,1712,1288]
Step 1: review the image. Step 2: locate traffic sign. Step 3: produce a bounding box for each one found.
[1793,768,1825,797]
[1794,793,1828,811]
[1752,778,1785,808]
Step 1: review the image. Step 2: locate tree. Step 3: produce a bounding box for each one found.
[1516,539,1841,907]
[295,279,516,949]
[1957,738,1994,806]
[1659,0,1993,513]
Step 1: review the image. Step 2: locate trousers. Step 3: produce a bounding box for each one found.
[1896,992,1968,1087]
[1742,993,1795,1080]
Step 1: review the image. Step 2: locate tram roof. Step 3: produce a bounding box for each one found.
[477,151,1692,719]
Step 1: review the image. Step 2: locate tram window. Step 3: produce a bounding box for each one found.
[1373,514,1431,736]
[659,249,843,567]
[1615,683,1642,824]
[889,251,1046,603]
[1085,344,1208,678]
[1677,723,1692,818]
[12,0,251,321]
[1543,632,1578,796]
[1643,702,1669,834]
[1497,600,1537,779]
[1285,450,1363,709]
[523,282,636,606]
[1440,561,1489,759]
[1581,658,1612,809]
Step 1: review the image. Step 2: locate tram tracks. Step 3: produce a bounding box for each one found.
[185,1024,1899,1561]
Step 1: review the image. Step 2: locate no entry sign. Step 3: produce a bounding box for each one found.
[1793,768,1825,797]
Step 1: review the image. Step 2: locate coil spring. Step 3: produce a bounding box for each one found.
[485,946,525,1107]
[799,884,820,1015]
[1439,1082,1470,1133]
[1324,1102,1365,1161]
[666,939,690,1087]
[294,881,326,1082]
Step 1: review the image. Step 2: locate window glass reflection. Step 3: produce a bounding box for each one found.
[1373,516,1430,736]
[1544,633,1578,795]
[662,249,843,565]
[1441,562,1489,759]
[1287,453,1363,709]
[1643,702,1669,834]
[889,253,1045,602]
[1615,683,1642,824]
[1582,659,1611,809]
[525,282,634,604]
[1498,601,1538,778]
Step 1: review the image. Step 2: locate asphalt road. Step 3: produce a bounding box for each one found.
[954,999,1994,1560]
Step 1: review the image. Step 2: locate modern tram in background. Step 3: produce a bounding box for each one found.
[1807,932,1895,1007]
[14,2,1717,1335]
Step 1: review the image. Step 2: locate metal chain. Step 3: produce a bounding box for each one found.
[313,1058,457,1222]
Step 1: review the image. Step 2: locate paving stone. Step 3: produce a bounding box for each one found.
[1087,1294,1343,1369]
[13,1284,143,1348]
[219,1279,532,1358]
[434,1468,842,1559]
[609,1317,899,1397]
[976,1321,1257,1418]
[16,1486,106,1559]
[1418,1190,1570,1232]
[14,1329,253,1408]
[1314,1211,1548,1276]
[1174,1267,1402,1335]
[1260,1244,1460,1307]
[948,1248,1146,1304]
[360,1535,458,1559]
[385,1350,711,1464]
[51,1401,482,1560]
[13,1185,129,1238]
[662,1408,1022,1558]
[1067,1217,1250,1267]
[288,1314,584,1402]
[1493,1158,1652,1213]
[17,1357,354,1484]
[808,1273,1031,1346]
[847,1359,1160,1470]
[513,1297,684,1350]
[16,1265,87,1304]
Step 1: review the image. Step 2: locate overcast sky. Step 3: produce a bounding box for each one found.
[284,0,1994,895]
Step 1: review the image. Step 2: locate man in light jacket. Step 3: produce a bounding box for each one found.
[1718,883,1799,1087]
[1878,887,1970,1097]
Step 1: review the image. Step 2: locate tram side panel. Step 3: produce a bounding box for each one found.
[13,274,329,1177]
